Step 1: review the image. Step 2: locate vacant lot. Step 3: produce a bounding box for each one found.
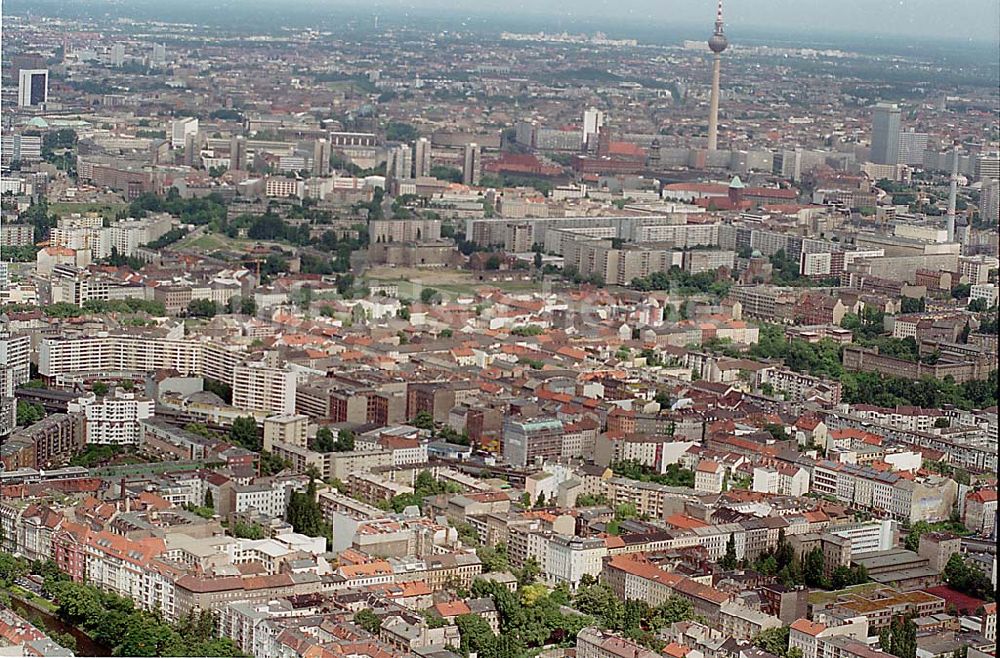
[365,266,538,299]
[49,201,125,220]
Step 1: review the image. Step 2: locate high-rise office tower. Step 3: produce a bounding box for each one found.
[463,143,482,186]
[976,152,1000,181]
[110,43,126,67]
[17,69,48,107]
[980,178,1000,227]
[582,107,605,152]
[414,137,432,178]
[947,151,959,243]
[184,132,199,167]
[386,144,413,180]
[897,129,928,166]
[151,43,167,66]
[870,103,901,165]
[230,136,247,171]
[312,138,331,176]
[170,117,198,147]
[706,0,728,151]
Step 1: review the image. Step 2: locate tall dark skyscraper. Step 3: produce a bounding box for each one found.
[871,103,901,165]
[17,69,48,107]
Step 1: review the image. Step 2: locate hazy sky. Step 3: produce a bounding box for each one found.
[344,0,1000,43]
[11,0,1000,44]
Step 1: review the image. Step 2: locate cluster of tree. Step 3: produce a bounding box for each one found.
[17,200,59,242]
[943,553,995,601]
[225,212,313,245]
[82,298,166,316]
[228,416,260,452]
[510,325,544,337]
[746,324,844,379]
[385,470,462,513]
[385,122,419,142]
[629,267,732,298]
[457,579,591,658]
[187,298,219,318]
[856,335,921,361]
[840,370,998,411]
[145,226,188,249]
[477,542,510,573]
[436,425,471,446]
[311,428,355,452]
[232,521,267,540]
[841,307,887,341]
[48,579,243,656]
[904,520,970,551]
[575,493,610,507]
[353,187,386,221]
[573,579,696,651]
[0,552,28,589]
[411,410,435,430]
[611,460,695,488]
[753,626,800,658]
[800,546,869,590]
[128,190,227,228]
[879,615,917,658]
[479,174,554,196]
[430,165,464,183]
[967,298,991,313]
[209,108,244,122]
[286,477,329,541]
[3,245,39,262]
[724,531,867,591]
[258,451,290,476]
[29,302,83,318]
[354,608,382,633]
[100,247,145,270]
[16,401,45,426]
[769,249,806,286]
[68,444,125,468]
[900,296,926,313]
[202,377,233,404]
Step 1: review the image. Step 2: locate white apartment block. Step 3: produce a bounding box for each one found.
[39,334,245,388]
[231,482,293,521]
[68,390,155,445]
[263,414,309,450]
[848,404,943,433]
[695,460,725,493]
[265,177,304,198]
[170,117,199,146]
[0,332,31,387]
[719,601,783,641]
[232,363,297,415]
[811,461,957,523]
[970,284,998,307]
[111,213,173,256]
[825,520,896,555]
[546,535,607,591]
[790,616,869,658]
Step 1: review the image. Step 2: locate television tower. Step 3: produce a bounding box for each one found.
[706,0,729,151]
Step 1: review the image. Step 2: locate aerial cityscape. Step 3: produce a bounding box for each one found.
[0,1,997,657]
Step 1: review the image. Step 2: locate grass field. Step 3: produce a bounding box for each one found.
[807,581,880,606]
[48,202,125,220]
[10,586,58,613]
[364,266,539,300]
[175,230,252,252]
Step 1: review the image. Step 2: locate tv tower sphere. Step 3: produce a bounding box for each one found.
[708,0,728,53]
[708,32,729,53]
